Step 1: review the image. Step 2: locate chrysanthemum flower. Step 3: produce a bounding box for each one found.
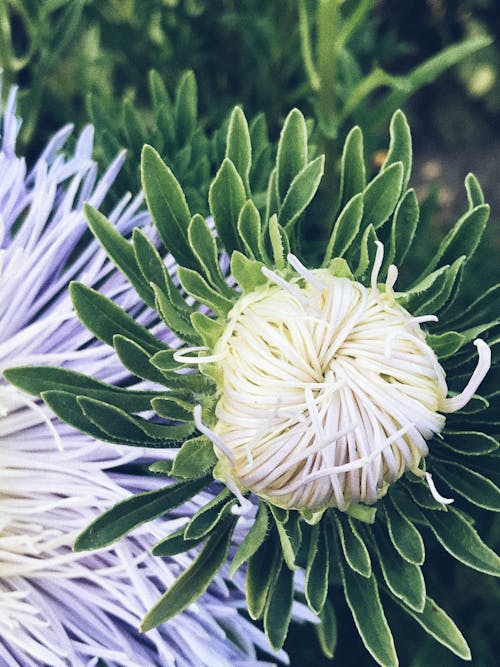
[0,86,289,666]
[8,103,500,667]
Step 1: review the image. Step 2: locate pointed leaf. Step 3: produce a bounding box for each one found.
[465,172,484,209]
[113,335,168,384]
[230,503,269,577]
[382,110,412,191]
[264,560,294,650]
[226,106,252,193]
[339,126,366,210]
[184,489,235,540]
[70,282,166,354]
[174,70,197,144]
[75,477,209,550]
[323,192,363,263]
[246,529,282,620]
[440,430,499,456]
[209,158,246,254]
[4,365,159,412]
[361,162,404,231]
[277,108,308,202]
[177,266,234,316]
[384,497,425,565]
[85,204,155,309]
[141,145,196,268]
[278,155,325,231]
[432,459,500,511]
[387,189,419,268]
[141,516,237,631]
[424,505,500,575]
[230,252,267,293]
[237,199,264,261]
[425,204,489,276]
[388,593,471,660]
[188,214,234,296]
[152,526,206,557]
[334,513,371,577]
[315,599,337,659]
[373,523,426,612]
[340,560,398,667]
[305,521,330,614]
[170,436,217,480]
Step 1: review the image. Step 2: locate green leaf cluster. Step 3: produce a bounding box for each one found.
[5,106,499,665]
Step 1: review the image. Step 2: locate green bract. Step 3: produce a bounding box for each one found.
[6,108,499,666]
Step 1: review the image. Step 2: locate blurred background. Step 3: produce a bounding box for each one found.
[1,1,499,664]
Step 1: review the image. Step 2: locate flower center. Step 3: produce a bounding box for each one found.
[210,266,449,510]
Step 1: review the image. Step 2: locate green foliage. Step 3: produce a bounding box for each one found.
[6,107,499,665]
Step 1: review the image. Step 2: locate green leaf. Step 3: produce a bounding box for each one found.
[388,593,471,661]
[246,528,282,620]
[465,172,484,209]
[85,205,155,310]
[265,166,280,222]
[40,390,132,445]
[152,284,200,345]
[425,204,490,276]
[184,489,235,540]
[187,214,234,296]
[141,516,237,631]
[264,560,294,650]
[276,108,308,202]
[354,224,377,278]
[174,70,197,145]
[170,436,217,480]
[384,497,425,565]
[230,503,269,577]
[4,365,159,413]
[382,110,412,191]
[133,228,192,317]
[431,459,500,511]
[407,257,465,316]
[75,477,209,551]
[387,189,419,268]
[334,513,371,577]
[226,106,252,193]
[323,192,363,264]
[113,335,167,384]
[70,282,166,354]
[177,266,234,317]
[372,36,492,125]
[305,521,330,614]
[190,312,225,349]
[373,523,426,612]
[315,599,337,659]
[423,505,500,575]
[271,509,300,571]
[267,214,290,270]
[123,99,147,155]
[77,396,193,444]
[340,560,398,667]
[361,162,404,231]
[237,199,265,261]
[439,430,499,456]
[141,145,196,269]
[339,126,366,211]
[230,252,268,293]
[278,155,325,232]
[209,158,246,254]
[152,526,206,557]
[426,331,466,359]
[151,396,193,422]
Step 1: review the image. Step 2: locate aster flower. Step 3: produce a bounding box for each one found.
[0,86,289,666]
[8,103,500,666]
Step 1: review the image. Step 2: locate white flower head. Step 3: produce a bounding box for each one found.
[192,245,491,512]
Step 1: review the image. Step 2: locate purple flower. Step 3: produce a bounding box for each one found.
[0,84,290,667]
